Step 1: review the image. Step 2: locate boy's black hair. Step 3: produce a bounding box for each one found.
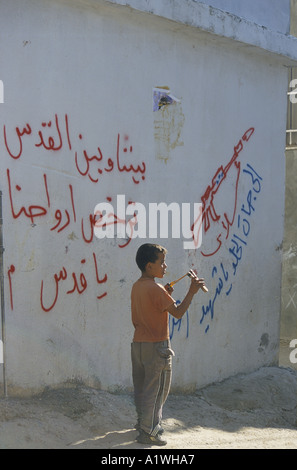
[136,243,167,272]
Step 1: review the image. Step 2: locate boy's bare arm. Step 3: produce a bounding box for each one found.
[167,277,205,319]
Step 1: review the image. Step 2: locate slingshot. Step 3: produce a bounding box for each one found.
[168,269,208,292]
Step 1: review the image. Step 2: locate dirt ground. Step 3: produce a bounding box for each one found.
[0,340,296,450]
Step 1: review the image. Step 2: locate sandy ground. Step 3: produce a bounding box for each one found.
[0,340,296,450]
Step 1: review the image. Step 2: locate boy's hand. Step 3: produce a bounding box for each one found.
[165,283,174,294]
[188,269,207,293]
[189,276,206,294]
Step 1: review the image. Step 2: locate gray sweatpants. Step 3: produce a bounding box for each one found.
[131,340,174,436]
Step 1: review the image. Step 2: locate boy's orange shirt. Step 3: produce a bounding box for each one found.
[131,277,175,342]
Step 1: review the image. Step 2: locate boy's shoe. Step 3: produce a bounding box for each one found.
[136,429,167,446]
[135,422,164,435]
[135,421,140,431]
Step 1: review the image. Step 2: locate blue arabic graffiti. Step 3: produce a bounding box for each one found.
[200,163,263,333]
[169,300,189,340]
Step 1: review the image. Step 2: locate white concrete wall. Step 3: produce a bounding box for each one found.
[198,0,291,33]
[104,0,297,63]
[0,0,294,394]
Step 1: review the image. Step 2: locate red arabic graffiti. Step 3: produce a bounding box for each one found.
[190,127,255,256]
[7,168,136,248]
[8,264,15,310]
[7,251,108,313]
[3,114,146,185]
[94,198,138,249]
[40,252,107,313]
[3,114,71,159]
[7,168,48,223]
[3,113,147,314]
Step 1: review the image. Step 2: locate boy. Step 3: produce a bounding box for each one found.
[131,243,205,446]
